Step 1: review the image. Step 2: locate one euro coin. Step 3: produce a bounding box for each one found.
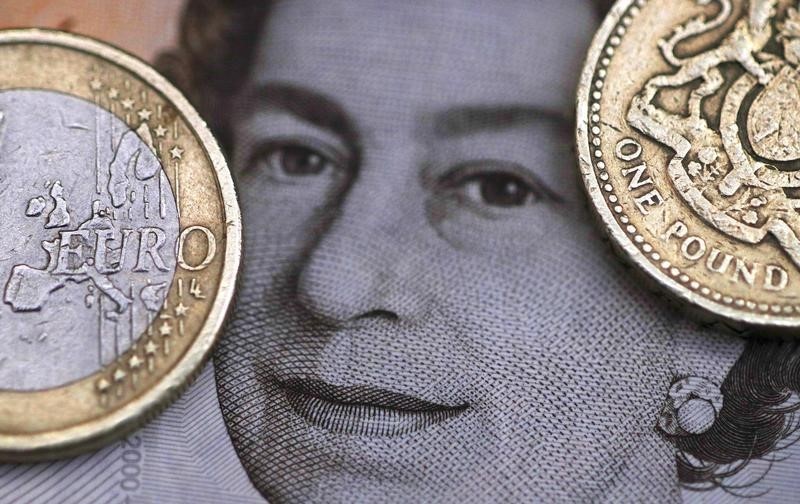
[0,29,241,460]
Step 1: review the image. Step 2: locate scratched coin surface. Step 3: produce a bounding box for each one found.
[578,0,800,329]
[0,29,240,460]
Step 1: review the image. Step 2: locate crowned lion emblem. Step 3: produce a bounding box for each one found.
[629,0,800,269]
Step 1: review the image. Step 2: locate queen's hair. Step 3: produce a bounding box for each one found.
[672,340,800,492]
[156,0,273,150]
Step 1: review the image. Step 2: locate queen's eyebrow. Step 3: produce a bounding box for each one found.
[237,83,359,147]
[431,105,568,138]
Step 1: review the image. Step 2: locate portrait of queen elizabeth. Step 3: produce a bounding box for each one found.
[158,0,800,501]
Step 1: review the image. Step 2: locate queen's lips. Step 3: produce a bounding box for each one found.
[278,378,468,437]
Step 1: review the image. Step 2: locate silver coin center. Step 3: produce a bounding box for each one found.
[0,89,179,391]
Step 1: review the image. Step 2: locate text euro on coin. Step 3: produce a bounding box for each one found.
[577,0,800,330]
[0,29,241,460]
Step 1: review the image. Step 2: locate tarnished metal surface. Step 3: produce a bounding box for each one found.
[0,29,241,460]
[0,89,180,390]
[577,0,800,330]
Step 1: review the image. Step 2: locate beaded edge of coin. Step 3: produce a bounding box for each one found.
[576,0,800,332]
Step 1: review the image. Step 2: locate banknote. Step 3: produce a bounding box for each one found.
[3,0,800,502]
[0,364,262,503]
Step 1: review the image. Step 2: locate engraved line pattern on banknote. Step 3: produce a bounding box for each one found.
[0,364,261,504]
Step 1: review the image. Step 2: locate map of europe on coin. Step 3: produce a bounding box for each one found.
[0,30,240,460]
[578,0,800,328]
[1,89,180,390]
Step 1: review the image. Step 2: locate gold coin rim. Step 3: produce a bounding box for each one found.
[576,0,800,330]
[0,28,242,459]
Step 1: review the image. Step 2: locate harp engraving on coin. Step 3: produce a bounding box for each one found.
[0,89,179,390]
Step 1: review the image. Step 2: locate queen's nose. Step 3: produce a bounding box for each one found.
[295,152,433,326]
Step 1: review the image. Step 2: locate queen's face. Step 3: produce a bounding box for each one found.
[217,0,744,502]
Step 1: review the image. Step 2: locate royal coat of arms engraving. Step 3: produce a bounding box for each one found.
[628,0,800,270]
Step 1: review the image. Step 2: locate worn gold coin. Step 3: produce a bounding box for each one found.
[0,29,240,460]
[577,0,800,330]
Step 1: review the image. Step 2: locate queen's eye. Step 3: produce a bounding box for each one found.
[440,160,554,210]
[247,142,343,183]
[275,146,331,176]
[461,172,539,207]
